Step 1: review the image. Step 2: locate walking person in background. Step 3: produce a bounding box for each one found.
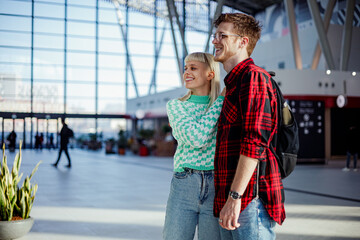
[39,133,44,150]
[7,130,17,152]
[48,133,55,149]
[34,133,40,150]
[343,125,359,172]
[163,52,225,240]
[212,13,283,239]
[52,118,74,168]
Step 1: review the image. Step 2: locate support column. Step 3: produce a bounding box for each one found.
[311,0,336,70]
[125,0,129,100]
[132,118,137,138]
[205,0,225,52]
[340,0,355,71]
[23,120,26,149]
[30,0,34,149]
[166,0,188,56]
[166,0,184,83]
[64,0,68,113]
[153,0,157,94]
[1,118,4,146]
[308,0,335,70]
[182,0,186,62]
[95,0,99,114]
[284,0,302,69]
[46,119,49,149]
[149,23,167,95]
[113,0,139,97]
[95,0,99,138]
[154,118,160,139]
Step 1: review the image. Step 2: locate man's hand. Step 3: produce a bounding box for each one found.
[219,198,241,230]
[218,155,258,230]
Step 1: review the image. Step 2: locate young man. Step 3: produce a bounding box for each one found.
[52,118,73,168]
[212,13,285,239]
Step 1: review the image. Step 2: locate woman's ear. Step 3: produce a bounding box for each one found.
[207,71,215,81]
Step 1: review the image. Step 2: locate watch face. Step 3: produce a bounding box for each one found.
[230,191,241,199]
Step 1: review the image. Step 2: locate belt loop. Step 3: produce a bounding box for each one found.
[185,168,193,174]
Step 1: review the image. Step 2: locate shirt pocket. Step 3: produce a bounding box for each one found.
[221,96,239,124]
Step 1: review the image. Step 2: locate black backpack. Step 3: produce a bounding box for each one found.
[268,71,300,179]
[64,126,74,138]
[67,128,74,138]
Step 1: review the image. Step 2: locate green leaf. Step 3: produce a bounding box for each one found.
[29,161,42,180]
[0,184,8,221]
[20,193,26,219]
[25,195,31,219]
[8,195,16,221]
[12,152,21,176]
[25,177,31,192]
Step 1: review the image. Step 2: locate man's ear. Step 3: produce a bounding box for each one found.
[207,71,215,81]
[240,36,249,49]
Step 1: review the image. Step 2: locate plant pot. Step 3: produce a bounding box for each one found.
[0,217,34,240]
[118,148,126,155]
[139,146,149,156]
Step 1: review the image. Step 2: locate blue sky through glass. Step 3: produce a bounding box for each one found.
[0,0,215,138]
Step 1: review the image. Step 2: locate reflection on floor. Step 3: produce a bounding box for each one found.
[5,149,360,240]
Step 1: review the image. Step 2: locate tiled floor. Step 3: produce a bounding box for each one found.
[4,148,360,240]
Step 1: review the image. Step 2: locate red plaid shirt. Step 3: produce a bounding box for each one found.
[214,58,285,225]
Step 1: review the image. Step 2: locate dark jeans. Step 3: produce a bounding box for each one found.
[55,146,71,166]
[346,151,358,169]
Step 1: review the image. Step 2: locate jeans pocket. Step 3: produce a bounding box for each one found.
[173,171,188,179]
[258,200,276,229]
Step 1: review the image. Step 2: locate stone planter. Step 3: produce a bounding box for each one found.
[0,217,34,240]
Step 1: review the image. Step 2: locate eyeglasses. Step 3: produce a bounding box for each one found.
[211,32,242,41]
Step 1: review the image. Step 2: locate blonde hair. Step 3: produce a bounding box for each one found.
[179,52,220,106]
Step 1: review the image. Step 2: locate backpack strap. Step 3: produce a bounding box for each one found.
[268,75,283,160]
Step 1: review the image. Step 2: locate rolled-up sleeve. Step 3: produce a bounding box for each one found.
[239,71,274,161]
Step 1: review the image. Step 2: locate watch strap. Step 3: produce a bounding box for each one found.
[229,190,242,200]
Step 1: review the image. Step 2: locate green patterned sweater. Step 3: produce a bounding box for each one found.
[166,95,224,172]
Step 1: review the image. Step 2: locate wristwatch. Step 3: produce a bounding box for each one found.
[229,190,242,200]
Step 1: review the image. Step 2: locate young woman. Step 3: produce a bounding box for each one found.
[163,52,225,240]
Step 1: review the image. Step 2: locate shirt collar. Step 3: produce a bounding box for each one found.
[224,58,254,87]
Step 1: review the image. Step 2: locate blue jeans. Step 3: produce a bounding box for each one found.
[219,199,276,240]
[163,168,221,240]
[346,151,358,168]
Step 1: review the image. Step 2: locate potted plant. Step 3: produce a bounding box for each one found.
[105,138,116,154]
[117,130,127,155]
[138,129,155,156]
[0,143,41,240]
[87,133,102,150]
